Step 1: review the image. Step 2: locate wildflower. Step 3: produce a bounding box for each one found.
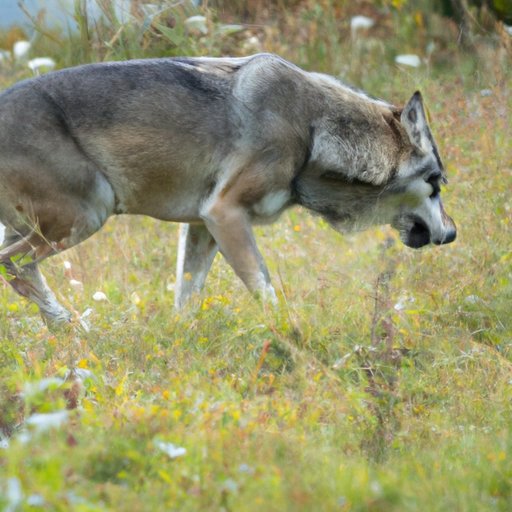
[238,463,255,475]
[185,15,208,35]
[13,40,31,60]
[370,480,382,495]
[27,495,45,507]
[64,367,93,380]
[221,479,238,493]
[28,57,56,75]
[351,15,375,35]
[92,291,107,301]
[26,410,69,432]
[395,54,421,67]
[154,440,187,459]
[242,35,262,53]
[5,478,22,512]
[23,377,64,398]
[79,307,93,332]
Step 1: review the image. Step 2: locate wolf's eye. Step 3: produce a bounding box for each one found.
[427,173,441,198]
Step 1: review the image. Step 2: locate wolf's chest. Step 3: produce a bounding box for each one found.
[251,190,292,223]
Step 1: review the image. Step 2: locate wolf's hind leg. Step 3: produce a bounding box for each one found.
[0,171,115,326]
[0,227,70,325]
[2,258,72,326]
[0,211,108,326]
[174,223,218,309]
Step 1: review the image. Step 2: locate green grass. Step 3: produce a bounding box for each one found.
[1,1,511,510]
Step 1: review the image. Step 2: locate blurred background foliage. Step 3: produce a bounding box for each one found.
[0,0,510,86]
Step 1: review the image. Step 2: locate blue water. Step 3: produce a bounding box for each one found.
[0,1,202,30]
[0,0,74,29]
[0,1,135,30]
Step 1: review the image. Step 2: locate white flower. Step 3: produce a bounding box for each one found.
[238,463,255,474]
[6,478,23,512]
[351,15,375,33]
[221,478,238,493]
[92,291,107,301]
[23,377,64,397]
[27,495,45,506]
[17,431,31,444]
[79,307,93,331]
[155,440,186,458]
[395,54,422,67]
[185,15,208,35]
[28,57,56,74]
[26,410,69,432]
[64,367,94,381]
[242,36,262,53]
[394,299,406,311]
[370,480,383,495]
[13,40,31,60]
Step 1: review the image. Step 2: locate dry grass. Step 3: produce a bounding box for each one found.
[0,1,511,510]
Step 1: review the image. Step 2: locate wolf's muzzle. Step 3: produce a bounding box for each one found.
[432,215,457,246]
[432,203,457,246]
[405,217,431,249]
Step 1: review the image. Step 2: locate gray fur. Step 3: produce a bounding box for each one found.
[0,54,456,324]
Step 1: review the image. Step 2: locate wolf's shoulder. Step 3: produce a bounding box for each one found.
[235,53,306,78]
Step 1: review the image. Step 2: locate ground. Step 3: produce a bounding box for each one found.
[0,1,511,510]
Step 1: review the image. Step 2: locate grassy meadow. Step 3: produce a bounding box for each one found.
[0,1,511,510]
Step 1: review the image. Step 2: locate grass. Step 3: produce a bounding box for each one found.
[0,1,511,510]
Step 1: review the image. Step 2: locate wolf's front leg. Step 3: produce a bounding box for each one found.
[174,223,218,309]
[200,204,277,305]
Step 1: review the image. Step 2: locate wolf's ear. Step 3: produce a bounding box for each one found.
[400,91,433,153]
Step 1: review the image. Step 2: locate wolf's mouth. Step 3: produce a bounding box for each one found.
[404,216,430,249]
[392,215,431,249]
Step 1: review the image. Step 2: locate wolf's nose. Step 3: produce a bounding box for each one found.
[434,211,457,245]
[433,225,456,245]
[442,227,457,244]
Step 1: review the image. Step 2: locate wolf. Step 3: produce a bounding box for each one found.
[0,53,456,325]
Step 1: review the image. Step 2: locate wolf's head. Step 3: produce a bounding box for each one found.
[294,90,456,249]
[389,91,456,248]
